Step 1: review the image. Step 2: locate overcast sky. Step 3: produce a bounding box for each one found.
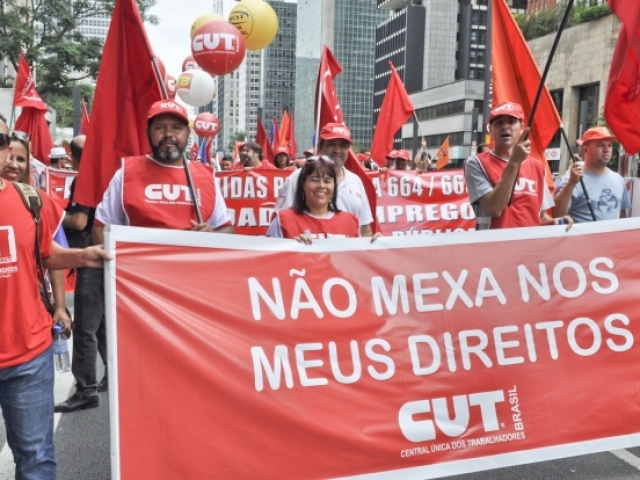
[146,0,235,77]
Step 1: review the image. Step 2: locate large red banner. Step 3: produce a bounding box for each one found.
[105,220,640,479]
[218,169,475,236]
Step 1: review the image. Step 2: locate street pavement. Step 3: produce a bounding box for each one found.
[1,295,640,479]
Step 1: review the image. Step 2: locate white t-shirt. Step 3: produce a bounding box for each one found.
[95,158,230,229]
[275,167,373,226]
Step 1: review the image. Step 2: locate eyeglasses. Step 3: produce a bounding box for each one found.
[0,133,9,150]
[306,155,334,163]
[10,131,30,142]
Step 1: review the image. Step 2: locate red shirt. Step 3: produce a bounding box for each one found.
[122,156,217,230]
[0,184,64,367]
[227,159,277,170]
[477,151,546,229]
[278,209,360,239]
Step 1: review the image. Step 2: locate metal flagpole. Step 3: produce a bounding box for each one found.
[508,0,575,205]
[559,125,597,221]
[314,81,323,155]
[151,56,203,224]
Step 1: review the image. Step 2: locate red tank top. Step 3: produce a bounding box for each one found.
[122,156,216,229]
[477,152,545,229]
[278,209,359,239]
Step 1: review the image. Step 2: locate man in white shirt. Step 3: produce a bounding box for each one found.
[275,123,374,237]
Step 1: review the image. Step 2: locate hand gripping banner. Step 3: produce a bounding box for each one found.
[105,219,640,479]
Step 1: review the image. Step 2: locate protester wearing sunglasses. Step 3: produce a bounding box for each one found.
[267,155,360,244]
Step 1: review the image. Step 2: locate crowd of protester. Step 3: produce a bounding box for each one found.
[0,98,634,478]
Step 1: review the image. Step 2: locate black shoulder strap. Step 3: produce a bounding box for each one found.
[11,182,53,312]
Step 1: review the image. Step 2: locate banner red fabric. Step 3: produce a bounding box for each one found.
[13,54,47,110]
[14,108,54,166]
[107,219,640,479]
[74,0,163,208]
[256,117,276,165]
[604,0,640,154]
[45,168,77,209]
[492,0,560,188]
[370,62,414,165]
[80,100,90,135]
[435,136,450,171]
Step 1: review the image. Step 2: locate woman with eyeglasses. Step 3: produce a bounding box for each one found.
[267,156,360,244]
[0,131,73,334]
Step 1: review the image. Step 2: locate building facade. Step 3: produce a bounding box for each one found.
[295,0,386,150]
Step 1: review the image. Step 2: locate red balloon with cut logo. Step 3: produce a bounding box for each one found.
[182,55,201,72]
[191,20,246,76]
[165,74,176,100]
[194,112,220,138]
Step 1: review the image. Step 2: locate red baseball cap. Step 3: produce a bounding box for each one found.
[488,102,525,124]
[356,153,367,162]
[303,148,314,157]
[386,149,398,158]
[275,146,290,155]
[577,126,617,145]
[396,150,410,161]
[319,123,352,143]
[147,100,189,123]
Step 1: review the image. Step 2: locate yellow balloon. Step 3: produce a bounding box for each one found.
[190,13,225,39]
[228,0,278,51]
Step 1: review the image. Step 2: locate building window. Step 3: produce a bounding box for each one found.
[548,89,563,150]
[577,83,600,140]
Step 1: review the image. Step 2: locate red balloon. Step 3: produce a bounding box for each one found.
[182,55,201,72]
[155,57,166,80]
[191,21,246,76]
[194,112,220,138]
[165,74,176,100]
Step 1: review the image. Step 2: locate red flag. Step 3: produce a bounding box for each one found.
[13,54,47,109]
[314,45,344,130]
[270,116,278,148]
[13,54,54,165]
[74,0,163,207]
[370,61,414,165]
[190,140,199,160]
[435,136,450,170]
[278,110,290,147]
[256,117,276,165]
[80,99,90,135]
[314,45,377,232]
[492,0,560,188]
[288,113,297,160]
[604,0,640,154]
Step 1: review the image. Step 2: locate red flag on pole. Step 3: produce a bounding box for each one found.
[256,117,276,165]
[314,45,377,231]
[604,0,640,154]
[74,0,163,207]
[369,61,414,165]
[13,54,54,165]
[80,99,90,135]
[190,140,199,161]
[492,0,560,188]
[288,113,297,160]
[278,110,290,147]
[435,136,450,170]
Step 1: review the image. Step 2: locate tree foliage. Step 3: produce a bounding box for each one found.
[0,0,158,97]
[227,131,247,154]
[514,0,611,41]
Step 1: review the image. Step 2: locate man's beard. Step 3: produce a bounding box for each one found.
[152,141,185,161]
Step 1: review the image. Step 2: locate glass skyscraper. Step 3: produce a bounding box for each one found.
[295,0,385,150]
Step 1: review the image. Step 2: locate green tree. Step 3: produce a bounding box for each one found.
[227,131,247,154]
[0,0,158,97]
[49,83,95,128]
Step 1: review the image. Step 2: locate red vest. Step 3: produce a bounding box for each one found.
[278,209,359,239]
[122,156,216,230]
[477,152,545,229]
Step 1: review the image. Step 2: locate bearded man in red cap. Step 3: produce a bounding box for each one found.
[275,123,374,237]
[464,101,572,230]
[553,126,629,222]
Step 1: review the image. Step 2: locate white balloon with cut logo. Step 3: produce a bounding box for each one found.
[176,69,215,107]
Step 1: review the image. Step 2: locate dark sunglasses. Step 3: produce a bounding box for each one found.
[306,155,334,163]
[0,133,9,150]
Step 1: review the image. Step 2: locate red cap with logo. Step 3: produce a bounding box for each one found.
[396,149,411,161]
[147,100,189,123]
[577,126,617,145]
[387,149,398,159]
[275,146,290,155]
[488,102,525,124]
[319,123,352,143]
